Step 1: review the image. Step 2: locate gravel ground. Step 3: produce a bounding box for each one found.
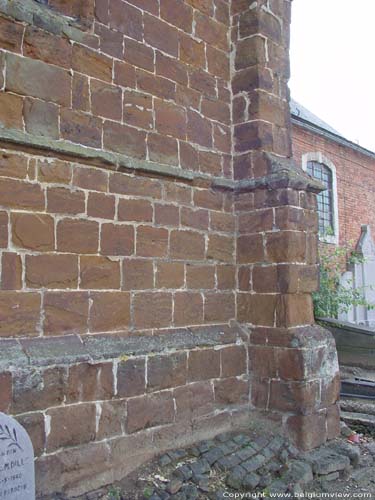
[69,422,375,500]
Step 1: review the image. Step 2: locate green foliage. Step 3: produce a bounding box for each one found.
[313,244,374,319]
[107,486,122,500]
[142,487,153,499]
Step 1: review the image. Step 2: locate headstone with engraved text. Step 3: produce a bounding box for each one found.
[339,225,375,329]
[0,412,35,500]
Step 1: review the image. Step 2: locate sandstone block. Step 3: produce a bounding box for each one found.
[147,352,187,392]
[47,186,86,215]
[57,219,99,254]
[170,230,205,260]
[89,292,131,332]
[46,403,96,452]
[1,252,22,290]
[126,392,175,433]
[188,349,220,382]
[80,256,120,289]
[43,292,89,336]
[24,98,59,139]
[26,254,78,289]
[0,292,40,337]
[221,346,247,378]
[0,179,45,211]
[66,362,114,403]
[100,223,134,256]
[133,292,172,329]
[174,291,204,326]
[156,262,184,289]
[6,53,71,105]
[117,358,146,398]
[118,198,153,223]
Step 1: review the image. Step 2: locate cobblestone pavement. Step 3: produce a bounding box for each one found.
[69,423,375,500]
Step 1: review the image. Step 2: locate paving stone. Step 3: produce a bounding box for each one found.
[286,444,300,458]
[155,491,170,500]
[242,454,267,473]
[242,472,260,490]
[360,454,374,468]
[211,491,226,500]
[159,454,172,466]
[290,484,304,497]
[328,440,361,467]
[225,440,240,453]
[233,434,250,446]
[365,443,375,456]
[192,474,209,491]
[174,465,192,481]
[167,479,183,495]
[279,449,289,463]
[267,459,284,474]
[253,436,269,450]
[258,466,269,476]
[262,446,275,461]
[190,459,210,476]
[284,460,313,486]
[181,484,198,500]
[168,449,188,462]
[226,467,245,490]
[304,449,350,475]
[216,455,241,472]
[217,443,233,456]
[321,471,340,482]
[268,436,285,454]
[236,446,257,462]
[215,432,231,443]
[259,473,272,488]
[268,480,288,494]
[203,447,224,465]
[351,466,374,485]
[187,447,200,457]
[170,493,186,500]
[197,440,213,454]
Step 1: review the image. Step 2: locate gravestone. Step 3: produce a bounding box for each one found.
[0,413,35,500]
[339,225,375,329]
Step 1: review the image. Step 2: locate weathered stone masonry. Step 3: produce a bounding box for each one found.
[0,0,340,496]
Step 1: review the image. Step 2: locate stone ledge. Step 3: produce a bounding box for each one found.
[0,0,92,40]
[0,129,325,194]
[0,127,195,182]
[0,324,246,370]
[214,153,325,194]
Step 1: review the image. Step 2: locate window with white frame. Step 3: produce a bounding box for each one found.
[302,153,339,244]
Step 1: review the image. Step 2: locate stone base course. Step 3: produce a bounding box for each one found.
[1,324,254,497]
[52,426,366,500]
[0,0,341,495]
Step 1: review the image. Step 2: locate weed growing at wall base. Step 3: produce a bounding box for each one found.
[313,245,374,318]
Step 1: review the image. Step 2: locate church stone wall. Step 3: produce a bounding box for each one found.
[0,0,340,496]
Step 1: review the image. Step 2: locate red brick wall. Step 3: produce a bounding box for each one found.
[292,124,375,248]
[0,0,232,178]
[0,150,235,337]
[40,0,95,23]
[0,2,241,494]
[0,0,340,495]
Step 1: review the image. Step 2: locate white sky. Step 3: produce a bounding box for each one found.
[289,0,375,153]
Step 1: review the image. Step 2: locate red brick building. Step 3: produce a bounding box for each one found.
[291,100,375,249]
[0,1,340,496]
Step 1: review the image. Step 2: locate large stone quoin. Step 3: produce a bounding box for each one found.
[0,0,340,496]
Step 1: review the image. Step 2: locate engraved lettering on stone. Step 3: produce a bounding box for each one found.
[0,413,35,500]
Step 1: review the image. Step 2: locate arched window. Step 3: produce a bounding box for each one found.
[302,153,339,244]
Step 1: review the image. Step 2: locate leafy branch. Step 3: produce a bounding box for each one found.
[0,424,22,451]
[313,244,375,319]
